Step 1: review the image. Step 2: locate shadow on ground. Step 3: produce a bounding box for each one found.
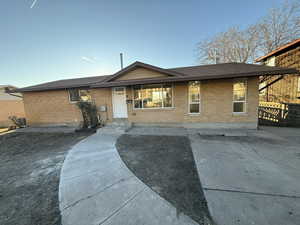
[116,134,212,225]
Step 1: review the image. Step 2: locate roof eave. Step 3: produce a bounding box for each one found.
[255,39,300,62]
[12,84,91,93]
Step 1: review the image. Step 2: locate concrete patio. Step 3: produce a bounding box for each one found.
[190,127,300,225]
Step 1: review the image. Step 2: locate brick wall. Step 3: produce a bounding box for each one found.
[90,88,113,123]
[23,90,82,127]
[90,77,258,128]
[0,100,25,127]
[23,78,258,128]
[125,77,258,125]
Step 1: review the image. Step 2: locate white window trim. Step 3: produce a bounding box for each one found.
[232,79,247,114]
[188,81,201,115]
[132,84,174,110]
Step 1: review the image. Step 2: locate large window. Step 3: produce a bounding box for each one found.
[68,89,92,102]
[233,80,247,113]
[188,81,201,114]
[133,84,173,109]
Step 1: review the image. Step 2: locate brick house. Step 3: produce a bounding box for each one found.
[0,85,25,127]
[12,61,296,129]
[256,38,300,103]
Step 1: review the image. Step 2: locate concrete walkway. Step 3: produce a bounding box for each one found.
[59,129,199,225]
[190,127,300,225]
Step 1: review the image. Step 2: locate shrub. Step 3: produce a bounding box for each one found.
[76,101,99,129]
[9,116,26,128]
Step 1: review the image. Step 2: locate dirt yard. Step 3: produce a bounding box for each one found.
[116,134,212,225]
[0,132,88,225]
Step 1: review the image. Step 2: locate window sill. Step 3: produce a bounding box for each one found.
[232,112,248,116]
[133,107,175,111]
[187,113,201,116]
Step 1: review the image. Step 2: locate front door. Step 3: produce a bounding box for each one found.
[112,87,128,118]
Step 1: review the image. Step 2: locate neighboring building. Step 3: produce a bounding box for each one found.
[256,38,300,103]
[12,61,296,129]
[0,85,25,127]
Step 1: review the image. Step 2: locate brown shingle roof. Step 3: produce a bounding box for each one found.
[104,61,185,82]
[170,62,295,77]
[12,62,298,92]
[92,62,298,88]
[255,38,300,62]
[13,75,111,92]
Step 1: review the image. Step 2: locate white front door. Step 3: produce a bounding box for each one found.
[112,87,128,118]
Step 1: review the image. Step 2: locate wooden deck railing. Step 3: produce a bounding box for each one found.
[258,102,300,127]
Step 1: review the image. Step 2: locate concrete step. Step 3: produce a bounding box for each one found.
[97,126,127,134]
[106,119,132,129]
[97,119,132,134]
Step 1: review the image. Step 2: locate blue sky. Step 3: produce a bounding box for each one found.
[1,0,284,87]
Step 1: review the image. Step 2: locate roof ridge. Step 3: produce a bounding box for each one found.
[168,62,242,70]
[22,74,111,88]
[53,74,110,82]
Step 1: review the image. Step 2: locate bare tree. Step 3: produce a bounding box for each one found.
[258,0,300,54]
[197,0,300,64]
[197,26,260,64]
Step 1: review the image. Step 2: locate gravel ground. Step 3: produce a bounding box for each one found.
[0,132,88,225]
[116,134,212,225]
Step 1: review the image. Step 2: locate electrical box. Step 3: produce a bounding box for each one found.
[99,105,107,112]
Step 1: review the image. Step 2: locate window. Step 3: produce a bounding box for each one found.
[69,89,80,102]
[68,89,92,102]
[133,84,172,109]
[188,81,201,114]
[233,80,247,113]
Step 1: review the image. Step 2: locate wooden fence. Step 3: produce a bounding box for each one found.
[258,102,300,127]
